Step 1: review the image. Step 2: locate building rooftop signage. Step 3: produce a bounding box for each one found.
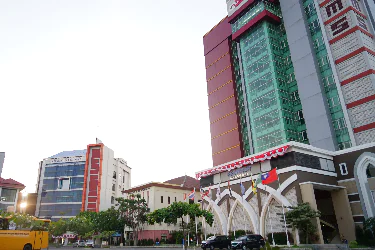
[226,0,249,17]
[49,156,85,164]
[195,145,289,179]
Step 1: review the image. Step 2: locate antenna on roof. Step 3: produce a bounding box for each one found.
[181,173,187,187]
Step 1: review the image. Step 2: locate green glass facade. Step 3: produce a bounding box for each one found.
[302,0,352,150]
[231,1,308,154]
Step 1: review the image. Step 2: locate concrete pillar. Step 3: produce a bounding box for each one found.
[331,188,356,242]
[300,183,324,244]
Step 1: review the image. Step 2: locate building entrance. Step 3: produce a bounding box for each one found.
[314,190,340,243]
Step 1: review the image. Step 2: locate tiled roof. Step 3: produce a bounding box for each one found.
[0,177,25,189]
[49,150,87,158]
[163,175,200,190]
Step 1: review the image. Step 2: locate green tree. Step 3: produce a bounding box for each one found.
[49,219,68,237]
[116,194,150,246]
[0,212,46,231]
[284,202,321,244]
[147,202,213,247]
[67,216,94,238]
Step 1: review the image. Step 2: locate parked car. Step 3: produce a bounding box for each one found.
[72,240,85,248]
[201,235,231,250]
[85,240,94,248]
[231,235,265,250]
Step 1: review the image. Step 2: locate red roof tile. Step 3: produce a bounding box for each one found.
[164,176,200,190]
[0,177,25,189]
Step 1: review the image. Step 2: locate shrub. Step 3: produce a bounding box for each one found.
[349,240,358,248]
[267,232,294,245]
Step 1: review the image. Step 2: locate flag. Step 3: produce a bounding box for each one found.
[217,183,221,200]
[188,188,195,200]
[201,186,211,199]
[240,181,246,196]
[251,173,257,194]
[228,180,233,197]
[261,168,278,185]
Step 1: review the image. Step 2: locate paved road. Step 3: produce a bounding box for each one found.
[49,248,185,250]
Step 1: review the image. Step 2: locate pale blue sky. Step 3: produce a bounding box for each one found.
[0,0,228,192]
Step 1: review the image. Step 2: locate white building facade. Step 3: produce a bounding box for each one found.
[123,181,201,242]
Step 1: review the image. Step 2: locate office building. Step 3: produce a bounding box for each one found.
[35,140,131,220]
[205,0,375,167]
[198,0,375,244]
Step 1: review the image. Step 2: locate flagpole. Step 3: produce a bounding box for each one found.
[267,205,275,246]
[276,168,290,247]
[241,174,246,233]
[195,216,198,247]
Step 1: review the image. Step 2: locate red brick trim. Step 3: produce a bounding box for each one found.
[319,0,332,7]
[341,69,375,85]
[330,26,373,45]
[347,94,375,109]
[335,47,375,64]
[353,122,375,133]
[324,7,367,25]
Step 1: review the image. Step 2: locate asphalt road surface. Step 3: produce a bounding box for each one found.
[49,248,185,250]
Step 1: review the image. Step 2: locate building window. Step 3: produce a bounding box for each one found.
[168,196,170,204]
[339,163,348,176]
[301,131,308,141]
[58,178,71,190]
[112,184,116,191]
[175,197,177,202]
[161,196,163,203]
[113,171,117,179]
[111,196,115,204]
[123,170,125,183]
[0,189,17,202]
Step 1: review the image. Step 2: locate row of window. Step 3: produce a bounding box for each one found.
[44,163,85,178]
[39,204,82,217]
[41,190,82,203]
[160,196,177,205]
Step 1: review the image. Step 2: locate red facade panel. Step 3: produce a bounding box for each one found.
[203,17,232,56]
[82,144,103,212]
[209,97,237,122]
[208,82,236,107]
[205,39,231,68]
[211,130,242,154]
[204,16,243,167]
[88,197,97,203]
[207,68,234,94]
[210,114,239,137]
[212,147,242,167]
[206,55,232,82]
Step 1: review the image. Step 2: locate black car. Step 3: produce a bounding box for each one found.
[231,235,265,250]
[201,235,231,250]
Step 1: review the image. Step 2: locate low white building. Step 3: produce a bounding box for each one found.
[123,176,201,242]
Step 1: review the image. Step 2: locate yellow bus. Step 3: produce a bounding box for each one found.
[0,216,50,250]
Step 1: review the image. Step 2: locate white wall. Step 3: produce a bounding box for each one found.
[99,146,132,211]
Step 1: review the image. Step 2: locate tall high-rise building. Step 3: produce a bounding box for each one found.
[204,0,375,167]
[196,0,375,242]
[35,141,131,220]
